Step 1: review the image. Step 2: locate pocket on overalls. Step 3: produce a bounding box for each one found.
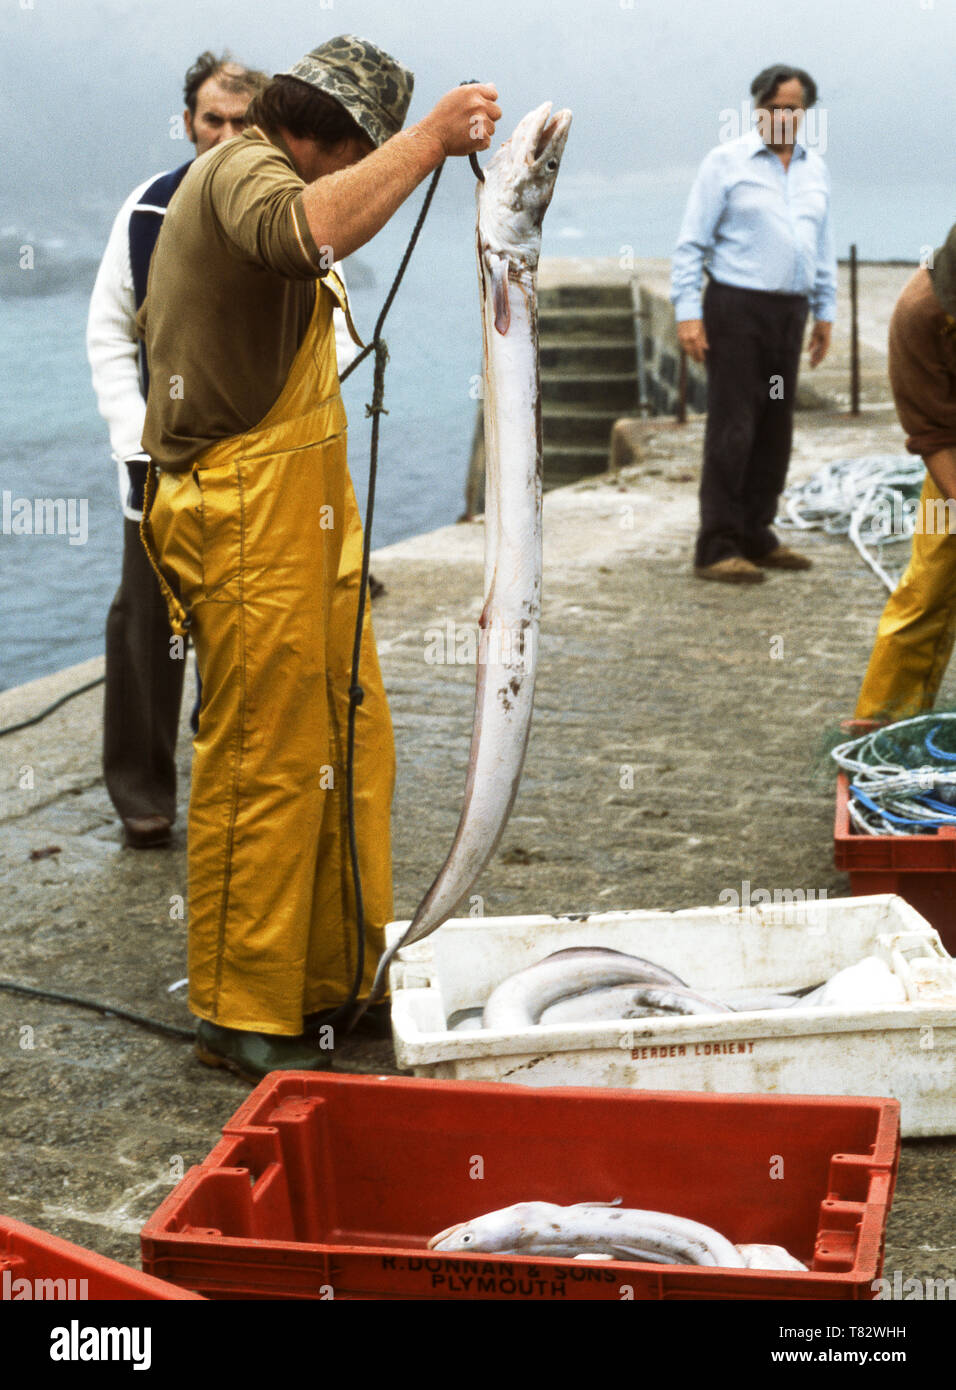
[194,460,243,601]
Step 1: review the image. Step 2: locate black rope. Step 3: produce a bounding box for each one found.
[0,978,195,1041]
[320,161,446,1036]
[0,675,105,737]
[306,112,488,1033]
[458,79,486,184]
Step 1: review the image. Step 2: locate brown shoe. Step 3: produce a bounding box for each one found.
[755,545,813,571]
[123,814,172,849]
[694,557,765,585]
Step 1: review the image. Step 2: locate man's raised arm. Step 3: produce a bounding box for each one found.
[300,83,501,262]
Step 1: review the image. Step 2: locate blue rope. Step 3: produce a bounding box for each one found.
[924,725,956,762]
[848,783,956,830]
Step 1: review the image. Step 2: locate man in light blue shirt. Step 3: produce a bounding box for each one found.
[671,64,837,583]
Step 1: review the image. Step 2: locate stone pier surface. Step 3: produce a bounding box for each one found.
[2,406,953,1286]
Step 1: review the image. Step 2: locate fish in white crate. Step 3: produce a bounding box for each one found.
[801,956,906,1008]
[537,981,734,1025]
[481,946,700,1029]
[443,946,914,1032]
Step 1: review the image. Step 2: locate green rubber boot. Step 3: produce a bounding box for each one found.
[195,1020,334,1084]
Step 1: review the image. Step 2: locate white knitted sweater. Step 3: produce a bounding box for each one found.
[86,170,358,521]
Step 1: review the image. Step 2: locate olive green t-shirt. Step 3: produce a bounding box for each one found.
[140,126,358,470]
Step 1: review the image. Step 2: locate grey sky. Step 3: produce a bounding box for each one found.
[2,0,954,250]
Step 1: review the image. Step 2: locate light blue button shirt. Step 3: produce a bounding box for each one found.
[670,128,837,323]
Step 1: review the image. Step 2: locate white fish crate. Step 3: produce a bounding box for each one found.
[386,895,956,1138]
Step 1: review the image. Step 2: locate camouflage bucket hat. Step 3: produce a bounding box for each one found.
[285,34,414,149]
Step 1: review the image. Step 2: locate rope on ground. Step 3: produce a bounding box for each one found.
[831,713,956,834]
[777,455,925,592]
[0,675,105,738]
[0,978,195,1040]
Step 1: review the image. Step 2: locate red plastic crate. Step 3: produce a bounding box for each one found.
[141,1073,900,1301]
[834,772,956,953]
[0,1214,204,1300]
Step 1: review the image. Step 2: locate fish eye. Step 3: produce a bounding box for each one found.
[546,159,558,171]
[461,1233,472,1243]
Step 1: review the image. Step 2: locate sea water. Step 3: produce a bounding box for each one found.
[0,191,485,691]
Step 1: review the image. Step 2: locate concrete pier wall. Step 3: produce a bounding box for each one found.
[632,274,707,417]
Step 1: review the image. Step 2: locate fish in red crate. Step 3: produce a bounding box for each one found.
[428,1198,806,1271]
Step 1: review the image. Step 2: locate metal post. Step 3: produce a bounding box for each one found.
[850,243,860,417]
[676,349,687,424]
[634,312,649,417]
[463,407,485,519]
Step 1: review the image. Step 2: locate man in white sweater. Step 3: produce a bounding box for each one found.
[87,51,358,848]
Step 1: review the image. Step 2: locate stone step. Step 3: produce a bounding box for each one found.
[542,444,612,485]
[541,370,639,409]
[538,306,636,340]
[539,339,637,373]
[538,282,633,310]
[542,403,623,445]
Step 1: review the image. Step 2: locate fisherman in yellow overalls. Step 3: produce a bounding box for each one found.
[137,36,501,1080]
[853,225,956,723]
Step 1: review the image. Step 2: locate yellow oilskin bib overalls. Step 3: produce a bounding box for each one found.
[141,271,395,1035]
[856,471,956,720]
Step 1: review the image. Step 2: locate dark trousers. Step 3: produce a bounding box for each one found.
[696,279,809,568]
[103,516,186,823]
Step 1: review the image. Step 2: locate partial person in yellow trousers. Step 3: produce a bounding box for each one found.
[854,225,956,725]
[137,36,502,1081]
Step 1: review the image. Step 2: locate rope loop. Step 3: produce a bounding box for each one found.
[334,161,446,1033]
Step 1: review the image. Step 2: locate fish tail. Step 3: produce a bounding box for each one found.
[346,944,397,1030]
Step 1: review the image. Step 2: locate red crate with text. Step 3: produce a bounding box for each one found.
[835,772,956,953]
[0,1214,204,1300]
[141,1073,899,1301]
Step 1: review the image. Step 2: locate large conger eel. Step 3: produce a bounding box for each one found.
[361,103,573,1012]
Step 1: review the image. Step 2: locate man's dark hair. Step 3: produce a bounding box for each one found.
[245,75,369,148]
[750,64,818,109]
[183,51,269,118]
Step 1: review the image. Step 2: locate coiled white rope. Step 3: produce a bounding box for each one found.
[778,455,925,592]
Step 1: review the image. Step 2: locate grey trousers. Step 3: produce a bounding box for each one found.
[103,515,186,823]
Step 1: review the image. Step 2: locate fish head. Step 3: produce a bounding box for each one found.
[477,102,572,272]
[427,1202,537,1253]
